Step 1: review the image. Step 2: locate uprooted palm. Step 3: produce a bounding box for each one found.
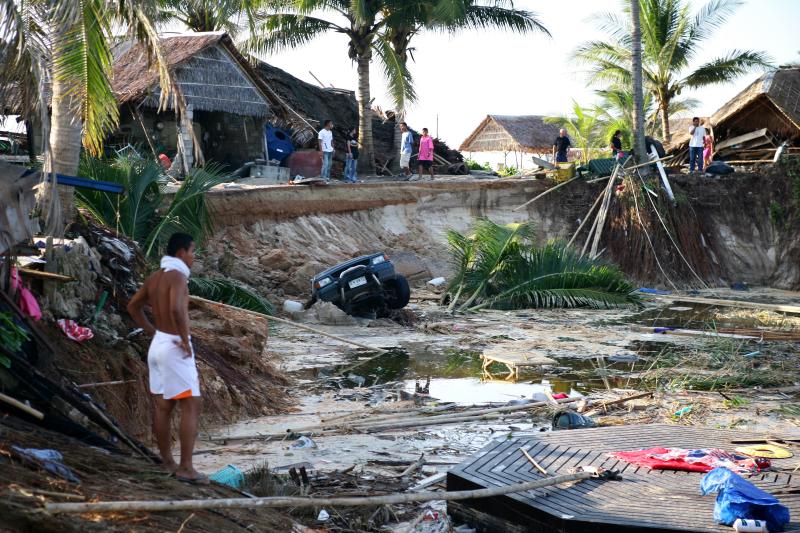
[444,219,640,312]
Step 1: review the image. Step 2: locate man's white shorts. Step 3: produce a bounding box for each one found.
[148,330,200,400]
[399,152,411,168]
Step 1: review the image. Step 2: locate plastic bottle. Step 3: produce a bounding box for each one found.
[733,518,768,532]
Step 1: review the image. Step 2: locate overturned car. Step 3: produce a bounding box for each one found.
[305,253,410,317]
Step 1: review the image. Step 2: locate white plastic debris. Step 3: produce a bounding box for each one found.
[317,509,330,522]
[283,300,303,313]
[427,277,446,287]
[291,436,317,449]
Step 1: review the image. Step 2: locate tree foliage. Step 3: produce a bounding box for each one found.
[444,219,640,312]
[573,0,770,140]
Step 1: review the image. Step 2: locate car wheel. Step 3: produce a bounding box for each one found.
[384,275,410,309]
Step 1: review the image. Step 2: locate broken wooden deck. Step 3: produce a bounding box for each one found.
[481,345,556,380]
[447,424,800,532]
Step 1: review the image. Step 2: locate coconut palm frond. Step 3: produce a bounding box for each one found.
[682,50,772,88]
[188,277,274,315]
[373,38,416,112]
[75,155,162,243]
[53,0,118,156]
[445,221,639,312]
[243,13,339,55]
[144,163,229,258]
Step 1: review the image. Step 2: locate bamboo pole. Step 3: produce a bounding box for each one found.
[567,188,606,248]
[512,175,581,211]
[519,447,548,475]
[189,295,389,355]
[588,164,621,259]
[45,471,594,514]
[0,392,44,420]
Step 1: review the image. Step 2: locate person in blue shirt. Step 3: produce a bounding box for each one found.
[399,122,413,178]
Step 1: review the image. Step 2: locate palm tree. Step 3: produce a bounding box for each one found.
[381,0,548,171]
[544,101,603,164]
[1,0,172,229]
[629,0,647,164]
[574,0,770,141]
[247,1,415,174]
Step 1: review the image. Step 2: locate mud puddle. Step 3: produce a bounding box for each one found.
[289,343,670,404]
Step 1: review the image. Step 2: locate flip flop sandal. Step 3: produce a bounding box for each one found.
[176,474,210,485]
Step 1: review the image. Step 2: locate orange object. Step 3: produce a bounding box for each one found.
[170,389,193,400]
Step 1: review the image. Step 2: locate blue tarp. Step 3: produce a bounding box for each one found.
[700,467,790,531]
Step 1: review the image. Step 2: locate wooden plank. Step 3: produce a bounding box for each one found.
[714,128,770,152]
[649,294,800,315]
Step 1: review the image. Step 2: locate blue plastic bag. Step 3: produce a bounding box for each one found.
[700,467,790,532]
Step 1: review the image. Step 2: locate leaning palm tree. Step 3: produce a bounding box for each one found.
[545,101,604,164]
[574,0,770,141]
[0,0,171,230]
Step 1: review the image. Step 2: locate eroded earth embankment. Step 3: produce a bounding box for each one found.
[196,172,800,301]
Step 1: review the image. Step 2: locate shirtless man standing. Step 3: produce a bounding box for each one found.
[128,233,207,484]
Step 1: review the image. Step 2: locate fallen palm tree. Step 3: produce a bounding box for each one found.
[443,219,640,312]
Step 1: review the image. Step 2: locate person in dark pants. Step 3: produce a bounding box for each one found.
[688,117,706,173]
[610,130,623,157]
[345,128,359,183]
[552,129,571,163]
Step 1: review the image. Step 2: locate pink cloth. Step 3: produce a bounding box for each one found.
[11,268,42,321]
[419,136,434,161]
[609,447,769,474]
[57,319,94,342]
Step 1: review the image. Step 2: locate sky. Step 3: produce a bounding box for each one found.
[254,0,800,149]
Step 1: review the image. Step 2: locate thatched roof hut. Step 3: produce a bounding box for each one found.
[459,115,560,153]
[113,32,271,118]
[670,67,800,152]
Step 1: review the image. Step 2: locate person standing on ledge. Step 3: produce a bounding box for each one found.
[399,122,414,179]
[318,119,334,182]
[345,127,359,183]
[417,128,435,181]
[127,233,208,485]
[688,117,706,174]
[552,128,571,163]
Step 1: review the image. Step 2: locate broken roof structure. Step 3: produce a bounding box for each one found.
[670,67,800,157]
[460,115,560,154]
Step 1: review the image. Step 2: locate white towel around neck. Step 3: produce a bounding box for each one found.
[160,255,190,278]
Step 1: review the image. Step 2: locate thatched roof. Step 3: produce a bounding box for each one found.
[113,32,270,117]
[459,115,560,153]
[711,67,800,136]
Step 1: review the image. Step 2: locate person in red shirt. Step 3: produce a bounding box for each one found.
[416,128,435,180]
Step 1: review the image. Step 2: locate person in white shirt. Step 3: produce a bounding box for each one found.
[399,121,413,178]
[688,117,706,173]
[318,120,334,181]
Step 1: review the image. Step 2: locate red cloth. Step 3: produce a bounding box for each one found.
[158,154,171,170]
[610,447,769,474]
[551,393,569,399]
[57,319,94,342]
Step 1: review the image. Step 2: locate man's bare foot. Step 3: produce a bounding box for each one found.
[175,466,210,485]
[162,460,179,473]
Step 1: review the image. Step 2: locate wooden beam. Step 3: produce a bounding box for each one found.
[17,268,75,282]
[649,294,800,314]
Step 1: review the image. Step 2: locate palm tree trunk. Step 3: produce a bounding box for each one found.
[45,46,82,227]
[391,111,403,174]
[630,0,649,173]
[356,53,376,174]
[660,100,671,142]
